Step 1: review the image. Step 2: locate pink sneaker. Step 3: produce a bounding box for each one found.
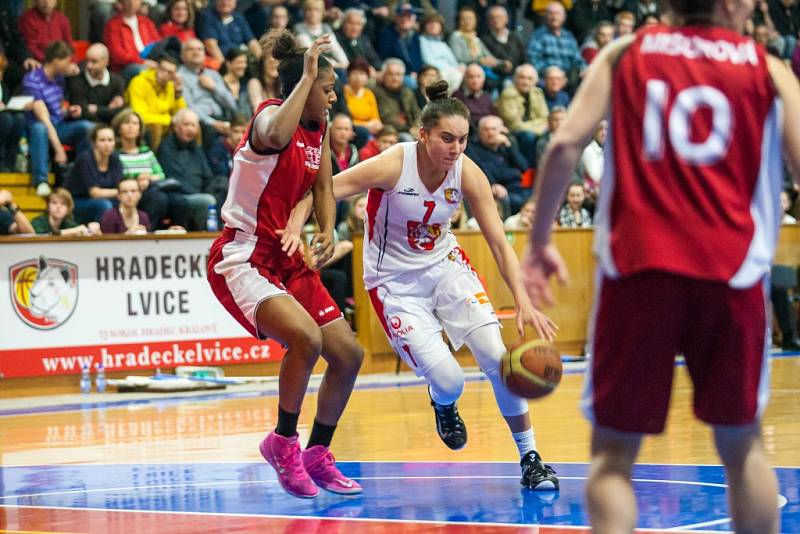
[302,445,363,495]
[259,432,318,498]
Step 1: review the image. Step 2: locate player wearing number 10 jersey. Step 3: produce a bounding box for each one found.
[333,79,560,490]
[524,0,800,531]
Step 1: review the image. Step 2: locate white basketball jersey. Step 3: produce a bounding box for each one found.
[363,142,464,289]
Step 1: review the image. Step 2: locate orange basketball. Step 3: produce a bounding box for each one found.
[501,339,563,399]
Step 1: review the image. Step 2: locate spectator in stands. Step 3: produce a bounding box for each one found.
[465,114,529,217]
[0,189,34,234]
[24,41,93,198]
[376,4,423,81]
[222,48,252,119]
[344,58,382,135]
[449,6,508,80]
[504,196,536,230]
[526,2,585,84]
[104,0,162,80]
[266,4,290,32]
[207,113,246,177]
[413,64,439,109]
[452,63,496,133]
[628,0,661,25]
[32,187,100,235]
[542,66,571,109]
[578,119,606,204]
[0,44,26,172]
[1,3,38,96]
[480,5,527,77]
[359,125,399,160]
[496,63,549,168]
[197,0,261,67]
[373,58,421,141]
[337,193,367,241]
[781,190,797,224]
[243,0,277,38]
[419,12,465,91]
[534,104,566,167]
[558,180,592,228]
[294,0,349,70]
[159,0,197,43]
[330,114,360,175]
[336,8,382,71]
[19,0,73,64]
[157,108,225,230]
[248,37,280,112]
[614,11,635,37]
[126,53,186,150]
[100,177,151,233]
[66,44,126,125]
[581,20,615,64]
[63,124,122,224]
[89,0,116,44]
[178,38,239,142]
[112,108,187,230]
[449,200,468,229]
[566,0,612,44]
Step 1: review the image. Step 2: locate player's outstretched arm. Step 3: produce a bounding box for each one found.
[461,156,557,341]
[251,35,331,152]
[331,144,405,200]
[524,34,634,308]
[767,55,800,187]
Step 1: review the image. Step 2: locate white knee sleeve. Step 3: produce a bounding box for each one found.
[426,356,465,406]
[465,324,529,417]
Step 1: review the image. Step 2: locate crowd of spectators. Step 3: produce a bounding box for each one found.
[0,0,798,243]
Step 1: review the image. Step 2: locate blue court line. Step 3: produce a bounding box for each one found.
[0,352,796,418]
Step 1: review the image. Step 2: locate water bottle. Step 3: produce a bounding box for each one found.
[95,363,106,394]
[16,138,28,173]
[80,364,91,394]
[206,206,219,232]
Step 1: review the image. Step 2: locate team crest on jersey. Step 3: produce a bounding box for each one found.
[444,188,460,204]
[10,256,78,330]
[407,222,441,250]
[304,145,321,173]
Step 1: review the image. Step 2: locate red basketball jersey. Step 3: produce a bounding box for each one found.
[596,25,783,288]
[221,99,326,265]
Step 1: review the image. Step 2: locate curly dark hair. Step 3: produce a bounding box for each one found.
[261,30,332,98]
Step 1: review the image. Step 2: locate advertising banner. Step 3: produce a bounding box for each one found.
[0,236,284,378]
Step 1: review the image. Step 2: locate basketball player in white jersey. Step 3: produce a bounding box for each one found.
[330,79,560,490]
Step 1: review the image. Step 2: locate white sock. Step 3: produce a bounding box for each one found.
[512,429,537,458]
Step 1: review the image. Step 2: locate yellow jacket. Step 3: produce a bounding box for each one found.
[496,84,549,136]
[125,68,186,126]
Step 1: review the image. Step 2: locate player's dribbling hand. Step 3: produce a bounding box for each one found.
[304,34,331,81]
[276,228,305,257]
[521,243,569,308]
[515,297,558,342]
[309,232,334,269]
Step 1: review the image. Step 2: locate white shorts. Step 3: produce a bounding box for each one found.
[368,247,499,377]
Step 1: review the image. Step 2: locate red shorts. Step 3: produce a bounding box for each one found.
[207,228,341,338]
[587,271,770,434]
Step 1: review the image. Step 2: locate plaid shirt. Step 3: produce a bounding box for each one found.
[558,205,593,228]
[527,26,586,75]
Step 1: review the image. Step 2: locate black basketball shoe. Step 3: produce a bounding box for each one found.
[430,394,467,450]
[520,450,559,491]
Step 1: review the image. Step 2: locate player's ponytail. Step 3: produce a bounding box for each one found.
[260,29,332,98]
[666,0,715,24]
[420,79,470,131]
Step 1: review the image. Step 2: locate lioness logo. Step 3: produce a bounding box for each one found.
[444,188,460,204]
[10,256,78,330]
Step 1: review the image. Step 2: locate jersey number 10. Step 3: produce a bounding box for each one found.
[643,80,732,166]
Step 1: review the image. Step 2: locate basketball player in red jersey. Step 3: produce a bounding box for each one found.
[207,31,364,499]
[524,0,800,531]
[327,80,560,490]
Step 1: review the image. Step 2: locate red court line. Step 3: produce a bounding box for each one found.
[0,507,704,534]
